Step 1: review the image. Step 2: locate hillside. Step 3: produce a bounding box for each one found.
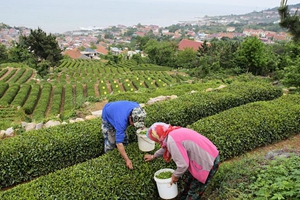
[1,80,299,199]
[0,60,195,131]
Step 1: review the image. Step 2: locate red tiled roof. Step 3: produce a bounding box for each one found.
[63,49,82,59]
[96,45,108,55]
[219,32,234,39]
[273,35,286,41]
[178,39,203,51]
[135,31,146,37]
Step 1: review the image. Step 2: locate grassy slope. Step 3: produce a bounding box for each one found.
[203,133,300,199]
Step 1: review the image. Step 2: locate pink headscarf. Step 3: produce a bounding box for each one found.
[147,122,180,162]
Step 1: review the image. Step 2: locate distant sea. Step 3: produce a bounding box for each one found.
[1,0,271,34]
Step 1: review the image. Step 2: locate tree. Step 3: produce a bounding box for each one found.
[279,42,300,88]
[0,44,8,63]
[124,27,137,37]
[131,53,147,65]
[197,40,210,58]
[7,40,36,66]
[132,36,151,51]
[199,40,241,73]
[90,42,97,49]
[278,0,300,42]
[176,48,198,68]
[21,28,63,75]
[104,32,114,39]
[143,40,177,67]
[282,58,300,88]
[78,46,85,51]
[234,37,268,75]
[278,1,300,88]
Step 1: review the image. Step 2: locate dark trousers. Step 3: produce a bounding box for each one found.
[179,155,220,200]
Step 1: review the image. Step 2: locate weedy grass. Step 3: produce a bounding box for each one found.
[203,149,300,200]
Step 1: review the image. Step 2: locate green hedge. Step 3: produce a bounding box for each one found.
[0,81,282,189]
[0,82,9,98]
[16,69,34,84]
[7,68,26,84]
[0,143,175,199]
[144,81,283,127]
[0,119,102,189]
[188,94,300,161]
[1,69,17,82]
[10,84,31,106]
[32,83,52,121]
[106,81,220,103]
[0,69,8,79]
[0,84,20,105]
[1,95,299,199]
[22,84,41,115]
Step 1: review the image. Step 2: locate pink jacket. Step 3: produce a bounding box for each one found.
[154,128,219,183]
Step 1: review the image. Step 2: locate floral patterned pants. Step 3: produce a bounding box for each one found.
[101,119,129,152]
[179,155,220,200]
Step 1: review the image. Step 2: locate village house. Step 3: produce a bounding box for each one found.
[178,39,203,51]
[80,48,100,59]
[63,49,88,59]
[226,27,236,32]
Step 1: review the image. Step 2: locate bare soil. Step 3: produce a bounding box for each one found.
[45,86,55,117]
[94,84,100,97]
[166,71,188,76]
[83,84,87,97]
[117,80,125,92]
[59,86,65,114]
[106,81,112,93]
[26,70,37,83]
[225,133,300,164]
[92,101,108,110]
[0,67,14,81]
[75,100,108,118]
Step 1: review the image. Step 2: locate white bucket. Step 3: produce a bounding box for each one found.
[136,128,155,152]
[137,133,155,152]
[154,168,178,199]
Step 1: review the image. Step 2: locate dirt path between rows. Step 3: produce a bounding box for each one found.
[225,133,300,164]
[44,86,55,117]
[0,67,14,81]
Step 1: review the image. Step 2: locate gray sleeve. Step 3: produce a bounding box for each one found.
[168,137,189,178]
[154,148,165,158]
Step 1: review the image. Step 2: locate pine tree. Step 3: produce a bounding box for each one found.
[278,0,300,42]
[21,28,63,76]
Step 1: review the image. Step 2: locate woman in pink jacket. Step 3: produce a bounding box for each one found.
[144,122,220,200]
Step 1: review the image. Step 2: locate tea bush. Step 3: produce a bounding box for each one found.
[145,81,282,127]
[1,95,300,199]
[0,119,102,189]
[188,94,300,161]
[0,143,176,200]
[0,81,283,189]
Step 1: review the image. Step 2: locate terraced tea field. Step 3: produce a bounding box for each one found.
[0,60,192,125]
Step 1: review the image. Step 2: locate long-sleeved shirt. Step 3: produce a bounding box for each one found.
[153,128,219,183]
[102,101,139,143]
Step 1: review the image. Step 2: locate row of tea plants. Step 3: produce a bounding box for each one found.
[1,94,299,199]
[0,60,191,125]
[0,80,282,189]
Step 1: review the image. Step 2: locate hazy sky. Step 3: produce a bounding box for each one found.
[1,0,299,33]
[152,0,299,7]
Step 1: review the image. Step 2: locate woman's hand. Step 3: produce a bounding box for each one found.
[144,154,155,162]
[170,174,179,185]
